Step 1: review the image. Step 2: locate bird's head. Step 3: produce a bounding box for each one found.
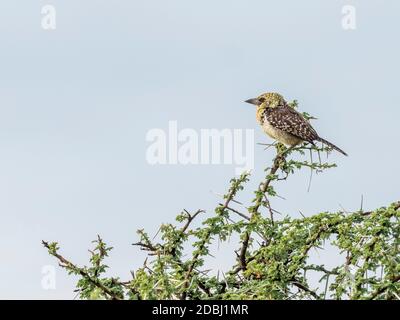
[245,92,286,110]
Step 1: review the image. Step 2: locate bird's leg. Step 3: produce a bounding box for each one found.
[276,143,295,158]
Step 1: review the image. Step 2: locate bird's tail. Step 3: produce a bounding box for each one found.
[316,137,348,156]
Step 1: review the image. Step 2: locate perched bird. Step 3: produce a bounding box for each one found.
[245,92,347,156]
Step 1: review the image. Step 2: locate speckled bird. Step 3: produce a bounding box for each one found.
[245,92,347,156]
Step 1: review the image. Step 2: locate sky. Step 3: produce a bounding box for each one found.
[0,0,399,299]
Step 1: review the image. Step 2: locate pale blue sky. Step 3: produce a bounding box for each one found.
[0,0,399,298]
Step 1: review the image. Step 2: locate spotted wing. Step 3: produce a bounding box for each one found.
[265,106,318,142]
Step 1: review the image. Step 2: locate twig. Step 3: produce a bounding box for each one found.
[307,148,313,192]
[292,280,321,300]
[223,205,250,221]
[181,209,204,233]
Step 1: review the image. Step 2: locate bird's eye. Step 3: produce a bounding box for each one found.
[258,97,265,103]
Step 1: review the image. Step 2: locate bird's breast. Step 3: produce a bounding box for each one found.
[262,120,302,146]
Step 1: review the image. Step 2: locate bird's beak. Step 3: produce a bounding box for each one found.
[245,98,259,106]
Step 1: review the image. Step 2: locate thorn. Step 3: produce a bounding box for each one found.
[360,195,364,211]
[339,204,350,214]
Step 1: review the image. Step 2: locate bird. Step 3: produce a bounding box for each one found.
[245,92,347,156]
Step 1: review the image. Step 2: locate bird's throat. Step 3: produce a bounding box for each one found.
[256,106,267,125]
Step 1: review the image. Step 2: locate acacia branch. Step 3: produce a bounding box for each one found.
[180,179,244,300]
[235,151,286,273]
[367,275,400,300]
[42,240,123,300]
